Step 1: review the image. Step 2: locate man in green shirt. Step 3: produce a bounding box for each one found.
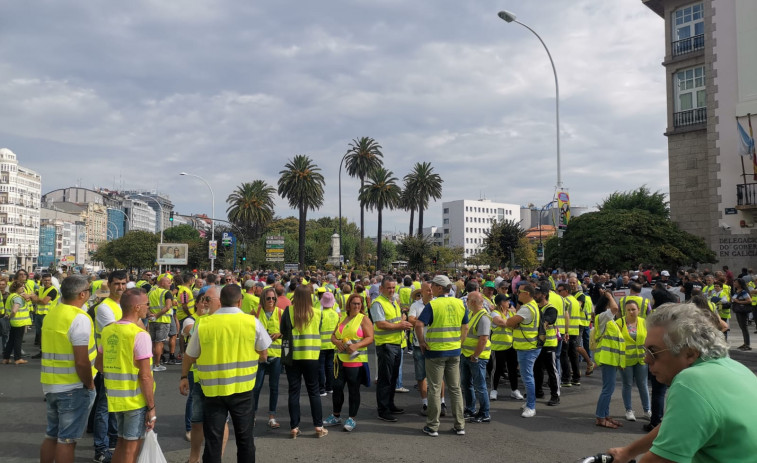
[609,303,757,463]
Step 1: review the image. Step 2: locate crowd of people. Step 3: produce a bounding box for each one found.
[2,263,757,462]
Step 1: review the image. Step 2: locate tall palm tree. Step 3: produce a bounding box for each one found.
[277,155,325,270]
[344,137,384,264]
[401,184,417,237]
[225,180,276,240]
[404,162,443,237]
[358,167,401,270]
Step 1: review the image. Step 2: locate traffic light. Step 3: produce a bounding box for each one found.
[432,257,437,265]
[242,256,246,262]
[169,211,174,222]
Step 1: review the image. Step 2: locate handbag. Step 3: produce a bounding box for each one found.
[280,307,295,367]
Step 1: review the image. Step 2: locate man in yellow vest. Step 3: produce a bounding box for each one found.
[371,276,413,422]
[558,282,582,387]
[39,275,97,463]
[460,292,491,423]
[92,270,128,463]
[180,284,271,462]
[96,288,155,463]
[31,273,59,357]
[147,277,173,372]
[414,274,468,436]
[533,282,561,406]
[505,283,542,418]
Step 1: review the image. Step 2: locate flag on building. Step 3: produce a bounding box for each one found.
[748,115,757,180]
[737,119,754,157]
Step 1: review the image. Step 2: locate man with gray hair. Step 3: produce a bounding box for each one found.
[609,303,757,462]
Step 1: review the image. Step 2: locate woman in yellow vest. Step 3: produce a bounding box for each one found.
[593,292,625,429]
[253,288,284,429]
[2,281,30,364]
[323,293,374,432]
[617,301,650,422]
[280,285,327,438]
[488,294,521,401]
[318,292,340,396]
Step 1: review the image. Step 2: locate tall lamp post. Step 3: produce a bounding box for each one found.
[180,172,216,271]
[338,153,349,268]
[498,10,562,191]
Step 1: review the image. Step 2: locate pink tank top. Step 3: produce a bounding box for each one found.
[338,321,364,367]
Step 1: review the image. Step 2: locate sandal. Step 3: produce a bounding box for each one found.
[268,418,280,429]
[606,418,623,427]
[595,418,619,429]
[290,427,301,439]
[315,427,328,438]
[586,362,596,376]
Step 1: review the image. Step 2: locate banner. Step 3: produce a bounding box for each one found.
[556,191,570,229]
[157,243,188,266]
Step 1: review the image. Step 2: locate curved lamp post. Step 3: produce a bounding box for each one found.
[180,172,216,271]
[498,10,562,190]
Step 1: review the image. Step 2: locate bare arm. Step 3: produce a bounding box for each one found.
[73,345,95,389]
[136,358,156,431]
[375,320,412,331]
[505,315,524,329]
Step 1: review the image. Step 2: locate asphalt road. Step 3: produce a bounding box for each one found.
[2,327,756,463]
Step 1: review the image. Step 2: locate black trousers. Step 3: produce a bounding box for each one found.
[2,326,24,360]
[286,359,323,429]
[375,343,401,415]
[534,347,559,397]
[203,390,255,463]
[332,360,362,418]
[560,336,579,383]
[491,348,519,391]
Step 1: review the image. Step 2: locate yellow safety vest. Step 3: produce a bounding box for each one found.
[618,317,646,366]
[189,314,209,383]
[176,286,195,322]
[563,294,581,335]
[102,321,154,412]
[412,281,421,290]
[40,303,97,388]
[148,288,171,323]
[320,308,340,350]
[135,280,149,289]
[290,308,322,360]
[334,313,368,363]
[594,318,625,367]
[23,280,36,314]
[619,295,651,319]
[540,303,559,348]
[398,287,413,309]
[461,309,491,359]
[714,289,731,319]
[573,291,590,327]
[512,300,540,351]
[373,295,403,345]
[548,291,566,334]
[7,293,32,327]
[196,313,259,397]
[94,298,123,344]
[241,292,260,315]
[257,307,283,358]
[490,309,513,351]
[36,286,59,315]
[425,296,466,352]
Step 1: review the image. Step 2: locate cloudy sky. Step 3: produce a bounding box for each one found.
[1,1,667,236]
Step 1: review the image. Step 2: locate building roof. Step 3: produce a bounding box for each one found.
[642,0,664,18]
[525,225,556,241]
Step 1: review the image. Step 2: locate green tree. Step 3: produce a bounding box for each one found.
[358,167,401,271]
[277,155,325,270]
[92,241,120,269]
[436,245,465,270]
[400,186,417,237]
[514,236,538,270]
[599,186,669,218]
[398,234,433,271]
[163,224,201,242]
[404,162,443,236]
[344,137,384,264]
[226,180,276,240]
[110,231,160,270]
[483,219,527,268]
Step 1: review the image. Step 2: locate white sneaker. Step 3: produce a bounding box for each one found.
[395,387,410,393]
[489,389,498,401]
[152,365,166,372]
[521,407,536,418]
[644,410,652,419]
[510,389,524,400]
[625,410,637,421]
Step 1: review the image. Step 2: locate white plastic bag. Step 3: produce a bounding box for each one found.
[138,430,167,463]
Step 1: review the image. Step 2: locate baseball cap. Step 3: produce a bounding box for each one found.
[494,294,510,305]
[483,281,495,289]
[661,270,670,277]
[431,275,451,287]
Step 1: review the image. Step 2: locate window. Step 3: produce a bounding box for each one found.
[443,218,449,225]
[674,65,706,126]
[672,3,704,56]
[443,208,449,214]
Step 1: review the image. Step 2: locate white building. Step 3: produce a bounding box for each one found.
[420,226,444,247]
[442,199,521,258]
[123,198,157,233]
[0,148,41,272]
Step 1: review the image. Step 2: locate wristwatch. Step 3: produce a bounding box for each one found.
[471,356,479,362]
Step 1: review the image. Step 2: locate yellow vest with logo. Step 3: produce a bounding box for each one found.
[548,291,566,333]
[290,308,322,360]
[36,286,59,315]
[257,307,283,358]
[7,293,32,327]
[40,303,97,388]
[461,309,491,359]
[176,286,195,322]
[513,300,540,351]
[490,309,513,351]
[94,298,123,343]
[373,295,403,345]
[619,295,650,319]
[618,317,646,366]
[563,294,581,335]
[196,313,259,397]
[594,318,625,367]
[425,296,466,351]
[148,288,171,323]
[102,321,154,412]
[320,308,340,350]
[334,313,369,363]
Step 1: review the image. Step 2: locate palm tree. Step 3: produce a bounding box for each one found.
[400,184,417,237]
[344,137,384,264]
[358,167,401,270]
[225,180,276,240]
[404,162,443,237]
[277,155,325,270]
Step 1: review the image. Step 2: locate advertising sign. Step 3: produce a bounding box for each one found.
[208,240,217,260]
[557,191,571,229]
[157,243,189,265]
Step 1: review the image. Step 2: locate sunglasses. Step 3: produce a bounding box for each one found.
[266,297,276,301]
[642,346,670,361]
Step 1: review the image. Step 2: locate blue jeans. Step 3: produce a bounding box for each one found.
[45,387,97,443]
[93,373,117,453]
[581,328,591,360]
[115,407,146,440]
[34,313,45,344]
[253,356,281,415]
[596,365,617,418]
[184,370,194,431]
[396,351,404,389]
[318,350,335,394]
[516,348,542,410]
[648,369,667,426]
[554,340,563,378]
[460,355,489,417]
[621,363,650,412]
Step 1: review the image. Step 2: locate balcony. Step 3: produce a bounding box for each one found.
[737,183,757,210]
[673,108,706,127]
[672,34,704,58]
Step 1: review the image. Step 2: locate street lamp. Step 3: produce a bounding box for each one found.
[338,152,348,267]
[180,172,216,271]
[498,10,562,190]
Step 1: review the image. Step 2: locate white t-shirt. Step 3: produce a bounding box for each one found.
[408,299,427,346]
[42,313,93,395]
[185,307,271,358]
[181,317,196,337]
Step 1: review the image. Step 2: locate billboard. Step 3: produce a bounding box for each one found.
[157,243,189,265]
[557,191,571,229]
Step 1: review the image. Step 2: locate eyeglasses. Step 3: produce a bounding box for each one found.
[642,345,670,361]
[265,297,276,301]
[225,279,233,282]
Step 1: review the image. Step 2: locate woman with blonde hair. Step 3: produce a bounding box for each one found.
[280,285,327,438]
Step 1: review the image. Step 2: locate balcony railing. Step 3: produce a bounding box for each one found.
[673,107,707,127]
[737,183,757,207]
[672,34,705,57]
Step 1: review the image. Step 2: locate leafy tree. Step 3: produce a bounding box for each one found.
[398,235,433,271]
[380,240,397,266]
[400,186,417,237]
[111,231,160,270]
[404,162,443,236]
[344,137,384,264]
[358,167,401,271]
[436,245,465,270]
[483,219,527,268]
[599,186,669,218]
[277,155,325,270]
[163,224,201,242]
[92,241,120,269]
[226,180,276,240]
[514,236,538,270]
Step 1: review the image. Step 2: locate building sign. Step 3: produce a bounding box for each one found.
[718,236,757,258]
[157,243,188,265]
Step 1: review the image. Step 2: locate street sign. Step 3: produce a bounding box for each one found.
[725,208,737,215]
[265,235,285,262]
[284,263,298,272]
[222,232,234,246]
